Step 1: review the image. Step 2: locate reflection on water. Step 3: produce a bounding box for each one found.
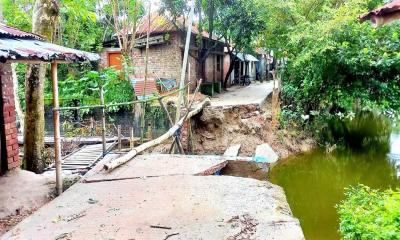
[390,133,400,177]
[269,139,400,240]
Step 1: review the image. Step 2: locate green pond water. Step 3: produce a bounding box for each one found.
[269,143,400,240]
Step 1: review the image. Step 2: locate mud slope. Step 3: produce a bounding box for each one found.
[191,99,315,158]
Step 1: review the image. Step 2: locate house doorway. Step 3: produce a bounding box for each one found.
[108,52,123,70]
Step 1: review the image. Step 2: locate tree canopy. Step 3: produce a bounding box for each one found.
[257,0,400,123]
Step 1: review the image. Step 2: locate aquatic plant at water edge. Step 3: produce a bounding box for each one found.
[337,185,400,240]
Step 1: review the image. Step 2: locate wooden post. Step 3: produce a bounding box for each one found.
[175,3,194,123]
[146,122,153,140]
[267,53,270,83]
[100,86,106,156]
[187,119,193,154]
[187,62,191,104]
[117,125,122,151]
[51,62,62,195]
[140,103,146,143]
[104,98,210,171]
[130,127,134,149]
[158,98,184,154]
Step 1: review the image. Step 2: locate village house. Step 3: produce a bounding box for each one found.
[100,13,226,96]
[223,50,259,87]
[0,24,98,176]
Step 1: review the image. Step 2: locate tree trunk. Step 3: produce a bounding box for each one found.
[11,64,25,134]
[24,0,59,173]
[223,62,234,90]
[24,64,46,173]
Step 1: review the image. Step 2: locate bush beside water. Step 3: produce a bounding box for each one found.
[337,185,400,240]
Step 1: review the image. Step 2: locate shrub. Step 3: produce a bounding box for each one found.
[337,185,400,240]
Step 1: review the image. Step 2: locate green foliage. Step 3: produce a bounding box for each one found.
[259,0,400,124]
[216,0,265,52]
[2,0,34,31]
[337,185,400,240]
[37,67,134,115]
[59,0,108,52]
[160,0,189,17]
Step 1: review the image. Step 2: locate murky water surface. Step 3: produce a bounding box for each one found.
[269,134,400,240]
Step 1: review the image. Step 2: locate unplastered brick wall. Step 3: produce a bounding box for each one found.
[0,63,19,170]
[132,33,182,82]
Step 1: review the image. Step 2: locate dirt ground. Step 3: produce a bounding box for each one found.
[0,170,54,235]
[187,96,315,158]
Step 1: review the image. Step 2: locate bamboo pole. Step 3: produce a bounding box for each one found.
[103,98,210,171]
[175,3,194,123]
[51,62,62,195]
[141,3,152,143]
[55,83,190,112]
[117,125,122,151]
[100,86,106,156]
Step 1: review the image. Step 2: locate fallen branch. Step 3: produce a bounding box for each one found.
[103,98,210,171]
[164,233,179,240]
[150,225,172,230]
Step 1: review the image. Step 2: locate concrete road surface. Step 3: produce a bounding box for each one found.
[211,81,276,108]
[2,154,304,240]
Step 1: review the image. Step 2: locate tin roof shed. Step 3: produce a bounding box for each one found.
[0,23,99,63]
[0,23,99,195]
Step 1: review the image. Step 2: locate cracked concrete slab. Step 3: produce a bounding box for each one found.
[84,154,228,182]
[2,176,304,240]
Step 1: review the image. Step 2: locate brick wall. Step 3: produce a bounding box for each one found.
[100,32,226,93]
[0,63,19,171]
[131,33,182,82]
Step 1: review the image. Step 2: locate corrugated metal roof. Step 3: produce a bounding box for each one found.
[136,13,220,41]
[235,53,259,62]
[0,23,43,40]
[360,0,400,21]
[131,78,159,99]
[0,23,99,63]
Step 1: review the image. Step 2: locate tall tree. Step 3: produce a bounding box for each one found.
[101,0,143,79]
[219,0,265,89]
[161,0,263,85]
[24,0,60,173]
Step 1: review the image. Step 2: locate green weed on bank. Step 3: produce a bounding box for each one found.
[337,185,400,240]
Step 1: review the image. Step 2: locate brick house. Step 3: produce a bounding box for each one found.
[0,24,98,175]
[100,13,226,95]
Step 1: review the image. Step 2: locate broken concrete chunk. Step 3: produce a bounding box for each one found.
[224,144,241,157]
[254,144,279,163]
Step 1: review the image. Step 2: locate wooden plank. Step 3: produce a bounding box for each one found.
[46,142,116,171]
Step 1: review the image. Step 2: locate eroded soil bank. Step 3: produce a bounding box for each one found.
[190,96,315,158]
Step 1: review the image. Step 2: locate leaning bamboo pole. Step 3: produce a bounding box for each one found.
[141,3,152,143]
[175,3,195,123]
[103,98,210,171]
